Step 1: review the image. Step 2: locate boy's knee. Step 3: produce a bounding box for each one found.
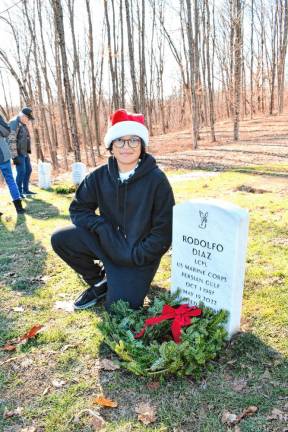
[51,229,64,252]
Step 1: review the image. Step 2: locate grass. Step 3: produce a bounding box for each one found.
[228,162,288,175]
[0,167,287,431]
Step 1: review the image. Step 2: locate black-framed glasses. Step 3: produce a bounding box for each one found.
[112,137,141,148]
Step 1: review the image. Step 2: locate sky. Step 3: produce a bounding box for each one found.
[0,0,182,110]
[0,0,24,107]
[0,0,189,109]
[0,0,106,107]
[1,0,287,112]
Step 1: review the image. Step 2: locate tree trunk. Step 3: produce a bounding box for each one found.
[278,0,288,112]
[250,0,254,117]
[125,0,140,111]
[52,0,81,162]
[104,0,120,109]
[86,0,101,155]
[68,0,96,166]
[24,0,59,170]
[186,0,199,149]
[205,0,216,142]
[120,0,125,107]
[233,0,242,141]
[54,35,70,168]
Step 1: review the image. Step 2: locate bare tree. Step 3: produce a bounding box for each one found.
[52,0,81,162]
[233,0,243,140]
[104,0,120,109]
[204,0,216,141]
[125,0,140,111]
[278,0,288,112]
[186,0,199,149]
[86,0,101,156]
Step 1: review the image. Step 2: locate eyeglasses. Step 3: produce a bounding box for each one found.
[112,137,141,148]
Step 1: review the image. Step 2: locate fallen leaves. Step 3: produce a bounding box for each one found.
[53,300,75,313]
[267,408,288,422]
[20,358,33,368]
[91,392,157,426]
[93,395,118,408]
[231,378,247,392]
[51,379,66,388]
[1,344,16,351]
[3,407,23,419]
[73,409,106,430]
[20,427,38,432]
[12,306,24,312]
[222,406,258,426]
[1,324,43,351]
[222,410,238,425]
[135,402,157,425]
[99,358,120,371]
[90,416,106,430]
[4,427,39,432]
[61,343,78,352]
[147,381,160,390]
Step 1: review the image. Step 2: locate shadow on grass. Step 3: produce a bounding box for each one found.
[24,196,70,221]
[0,198,66,345]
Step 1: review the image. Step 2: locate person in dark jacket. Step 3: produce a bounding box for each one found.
[51,109,175,311]
[0,114,25,214]
[9,107,36,197]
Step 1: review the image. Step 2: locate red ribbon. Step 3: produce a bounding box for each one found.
[134,304,202,344]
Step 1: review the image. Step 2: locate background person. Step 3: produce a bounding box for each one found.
[9,107,36,198]
[0,114,25,214]
[51,108,175,311]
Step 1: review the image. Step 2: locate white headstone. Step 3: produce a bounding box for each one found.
[38,161,52,189]
[72,162,86,185]
[171,199,249,338]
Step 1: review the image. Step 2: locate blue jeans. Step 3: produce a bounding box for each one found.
[15,154,32,194]
[0,160,21,201]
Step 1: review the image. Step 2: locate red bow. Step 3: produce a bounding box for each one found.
[134,304,202,344]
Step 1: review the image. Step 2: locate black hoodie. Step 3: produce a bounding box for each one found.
[69,154,175,267]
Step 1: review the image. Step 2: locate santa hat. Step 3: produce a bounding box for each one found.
[104,108,149,149]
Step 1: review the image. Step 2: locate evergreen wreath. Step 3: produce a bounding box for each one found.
[98,291,228,378]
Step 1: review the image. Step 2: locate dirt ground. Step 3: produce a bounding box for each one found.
[148,113,288,171]
[1,113,287,188]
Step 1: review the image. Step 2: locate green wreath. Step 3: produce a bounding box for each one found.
[98,291,228,378]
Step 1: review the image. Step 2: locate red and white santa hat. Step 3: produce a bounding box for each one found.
[104,108,149,149]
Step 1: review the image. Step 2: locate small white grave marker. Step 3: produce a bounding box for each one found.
[72,162,86,185]
[38,161,52,189]
[171,199,249,338]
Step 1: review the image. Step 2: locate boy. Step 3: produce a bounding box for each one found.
[51,109,175,310]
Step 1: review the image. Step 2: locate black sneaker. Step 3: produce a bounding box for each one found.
[74,277,107,310]
[24,190,37,196]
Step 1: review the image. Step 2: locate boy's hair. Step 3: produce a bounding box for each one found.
[109,139,146,159]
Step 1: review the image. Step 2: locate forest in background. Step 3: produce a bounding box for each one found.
[0,0,287,171]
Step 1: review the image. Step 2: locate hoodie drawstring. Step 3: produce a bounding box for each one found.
[123,182,128,238]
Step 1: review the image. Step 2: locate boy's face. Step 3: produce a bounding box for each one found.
[112,135,141,168]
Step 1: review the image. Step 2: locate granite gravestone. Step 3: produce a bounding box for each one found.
[171,199,249,338]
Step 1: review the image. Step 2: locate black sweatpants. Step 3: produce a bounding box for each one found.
[51,225,160,310]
